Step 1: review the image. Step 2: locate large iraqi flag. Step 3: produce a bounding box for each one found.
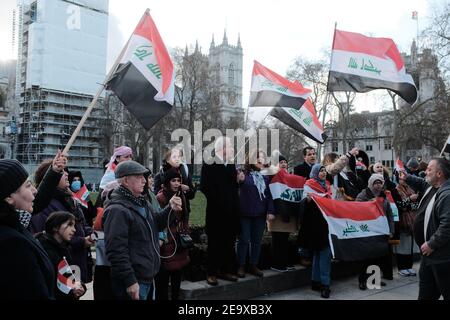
[327,29,417,105]
[269,169,306,218]
[106,10,174,130]
[249,61,311,109]
[269,98,327,144]
[311,194,390,261]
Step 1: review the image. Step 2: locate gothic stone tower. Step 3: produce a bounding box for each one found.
[208,30,244,122]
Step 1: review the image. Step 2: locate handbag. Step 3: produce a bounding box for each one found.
[160,242,190,271]
[177,233,194,250]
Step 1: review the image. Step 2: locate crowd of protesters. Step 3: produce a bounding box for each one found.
[1,139,450,301]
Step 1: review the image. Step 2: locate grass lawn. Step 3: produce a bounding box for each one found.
[189,191,206,227]
[91,191,207,227]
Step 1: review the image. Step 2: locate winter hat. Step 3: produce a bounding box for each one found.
[278,154,287,163]
[163,167,182,187]
[115,161,148,179]
[368,173,384,187]
[0,159,29,200]
[406,158,419,170]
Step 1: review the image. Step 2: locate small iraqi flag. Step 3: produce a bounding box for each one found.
[311,194,390,261]
[57,258,76,294]
[249,61,311,109]
[327,29,418,104]
[107,10,174,130]
[395,158,406,172]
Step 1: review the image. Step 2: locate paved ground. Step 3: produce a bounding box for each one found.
[254,262,420,300]
[82,262,420,300]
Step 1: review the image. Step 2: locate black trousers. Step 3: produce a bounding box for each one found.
[154,266,182,300]
[419,260,450,300]
[93,266,115,300]
[396,254,414,270]
[379,244,393,279]
[271,232,289,269]
[206,230,237,276]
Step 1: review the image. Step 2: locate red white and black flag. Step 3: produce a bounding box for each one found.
[311,195,390,261]
[249,61,311,109]
[107,10,174,130]
[327,29,418,104]
[269,169,306,218]
[269,98,327,144]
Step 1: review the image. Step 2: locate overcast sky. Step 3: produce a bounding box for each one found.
[0,0,443,118]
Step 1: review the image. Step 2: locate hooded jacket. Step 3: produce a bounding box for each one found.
[103,188,172,288]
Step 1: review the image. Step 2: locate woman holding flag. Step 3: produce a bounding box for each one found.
[300,164,333,299]
[37,211,86,300]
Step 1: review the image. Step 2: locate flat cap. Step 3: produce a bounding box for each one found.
[115,160,149,179]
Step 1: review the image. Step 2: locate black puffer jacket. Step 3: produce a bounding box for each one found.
[103,188,172,288]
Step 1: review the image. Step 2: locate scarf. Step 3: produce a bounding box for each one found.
[250,170,266,200]
[117,185,147,207]
[309,164,327,190]
[18,210,32,229]
[305,178,332,197]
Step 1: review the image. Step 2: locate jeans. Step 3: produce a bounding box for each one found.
[237,216,266,266]
[111,279,153,300]
[311,246,332,286]
[418,260,450,300]
[138,282,152,300]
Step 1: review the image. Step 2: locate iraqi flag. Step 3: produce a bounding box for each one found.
[327,29,417,104]
[72,185,90,208]
[57,258,76,294]
[269,169,306,217]
[249,61,311,109]
[269,98,327,144]
[395,158,406,172]
[106,10,174,130]
[311,194,390,261]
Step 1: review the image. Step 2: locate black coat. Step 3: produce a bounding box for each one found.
[36,233,86,300]
[0,206,55,300]
[200,163,240,235]
[294,162,313,179]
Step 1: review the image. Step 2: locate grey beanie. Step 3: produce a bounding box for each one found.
[368,173,384,187]
[406,158,419,170]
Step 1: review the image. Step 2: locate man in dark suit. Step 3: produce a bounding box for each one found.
[294,146,316,267]
[294,146,316,179]
[200,137,240,286]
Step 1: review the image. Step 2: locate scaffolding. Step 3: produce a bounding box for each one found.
[17,86,105,170]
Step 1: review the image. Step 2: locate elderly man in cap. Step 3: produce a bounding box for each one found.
[103,161,182,300]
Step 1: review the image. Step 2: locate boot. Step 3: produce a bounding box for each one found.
[237,266,246,278]
[321,285,330,299]
[311,280,322,291]
[249,265,264,277]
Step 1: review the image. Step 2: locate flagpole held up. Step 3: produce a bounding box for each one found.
[62,9,151,154]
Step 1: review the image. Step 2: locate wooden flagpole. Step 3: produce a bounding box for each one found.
[63,9,150,154]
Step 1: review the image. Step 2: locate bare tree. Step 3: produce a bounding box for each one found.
[330,91,356,152]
